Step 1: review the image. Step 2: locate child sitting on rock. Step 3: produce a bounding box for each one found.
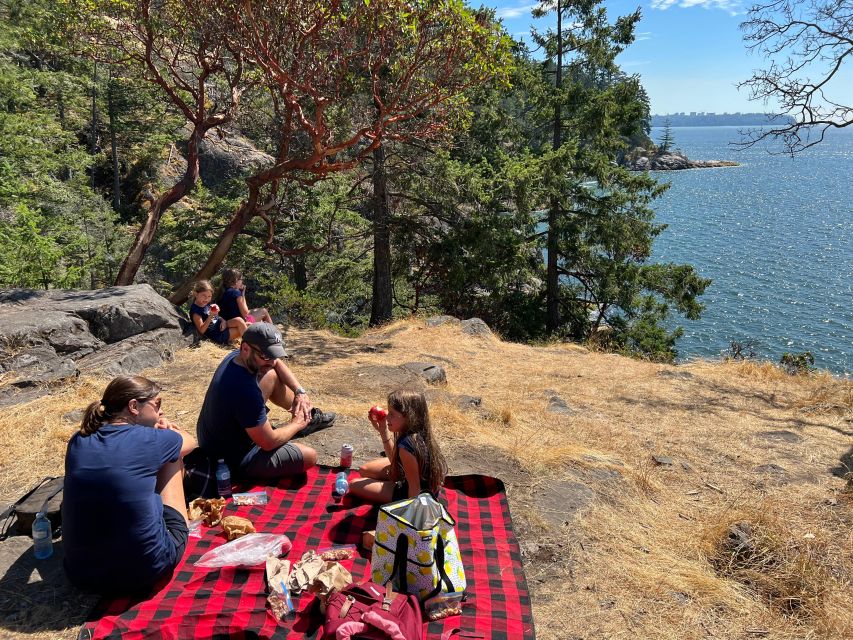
[190,280,246,344]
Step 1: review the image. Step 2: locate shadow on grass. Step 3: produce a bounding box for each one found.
[286,332,393,367]
[830,446,853,479]
[616,374,852,438]
[0,536,97,636]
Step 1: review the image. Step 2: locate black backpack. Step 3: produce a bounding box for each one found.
[0,476,63,540]
[183,449,220,501]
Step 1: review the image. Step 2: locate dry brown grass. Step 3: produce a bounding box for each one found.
[1,320,852,639]
[701,509,836,618]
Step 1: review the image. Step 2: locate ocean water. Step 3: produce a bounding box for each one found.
[649,126,852,376]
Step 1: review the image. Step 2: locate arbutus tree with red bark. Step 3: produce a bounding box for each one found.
[60,0,249,286]
[166,0,511,305]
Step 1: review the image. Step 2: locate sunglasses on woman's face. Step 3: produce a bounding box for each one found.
[139,397,162,410]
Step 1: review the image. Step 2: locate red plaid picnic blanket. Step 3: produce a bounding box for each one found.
[81,468,535,640]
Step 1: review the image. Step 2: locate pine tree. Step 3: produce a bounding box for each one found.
[658,118,675,153]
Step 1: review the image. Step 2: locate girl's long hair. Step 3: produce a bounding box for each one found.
[80,376,161,435]
[388,389,447,495]
[216,268,242,302]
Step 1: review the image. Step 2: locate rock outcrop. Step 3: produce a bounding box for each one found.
[624,149,739,171]
[197,130,275,188]
[0,285,193,405]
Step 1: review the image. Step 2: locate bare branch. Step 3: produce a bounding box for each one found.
[737,0,852,155]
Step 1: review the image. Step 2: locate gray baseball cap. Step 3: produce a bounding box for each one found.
[241,323,287,359]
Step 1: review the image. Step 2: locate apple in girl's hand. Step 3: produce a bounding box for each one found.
[368,405,388,420]
[210,304,220,314]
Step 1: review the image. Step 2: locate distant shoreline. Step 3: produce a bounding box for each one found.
[651,113,794,128]
[624,150,739,171]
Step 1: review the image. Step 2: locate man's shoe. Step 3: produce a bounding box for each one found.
[298,408,337,437]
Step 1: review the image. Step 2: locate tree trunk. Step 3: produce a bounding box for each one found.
[168,147,326,304]
[546,1,564,334]
[90,62,98,188]
[114,126,205,285]
[168,186,263,305]
[84,63,99,289]
[546,198,560,332]
[292,257,308,291]
[108,74,121,210]
[369,144,393,327]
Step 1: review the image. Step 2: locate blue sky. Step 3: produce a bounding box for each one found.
[482,0,796,115]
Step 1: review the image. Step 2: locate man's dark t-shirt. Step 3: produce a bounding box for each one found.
[62,424,182,592]
[197,350,267,469]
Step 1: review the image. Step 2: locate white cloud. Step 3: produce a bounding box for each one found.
[650,0,745,16]
[636,31,653,42]
[496,3,538,20]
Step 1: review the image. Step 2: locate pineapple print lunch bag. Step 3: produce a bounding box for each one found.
[371,493,466,602]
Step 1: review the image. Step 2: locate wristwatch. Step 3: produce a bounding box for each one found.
[294,387,306,396]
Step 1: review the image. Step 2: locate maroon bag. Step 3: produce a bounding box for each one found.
[324,581,423,640]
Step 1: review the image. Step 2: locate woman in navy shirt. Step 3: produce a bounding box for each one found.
[63,376,196,593]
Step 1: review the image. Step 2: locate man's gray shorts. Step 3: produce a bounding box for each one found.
[240,443,304,479]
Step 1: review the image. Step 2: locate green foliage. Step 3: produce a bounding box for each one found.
[0,26,123,289]
[0,205,66,288]
[780,352,815,375]
[0,0,711,364]
[519,0,709,361]
[657,118,675,153]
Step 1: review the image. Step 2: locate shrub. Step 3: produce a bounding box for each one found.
[780,351,815,375]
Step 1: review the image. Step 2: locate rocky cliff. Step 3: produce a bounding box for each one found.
[0,285,193,406]
[624,149,739,171]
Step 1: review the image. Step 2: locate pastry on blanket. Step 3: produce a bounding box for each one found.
[188,497,227,526]
[221,515,256,540]
[320,547,354,561]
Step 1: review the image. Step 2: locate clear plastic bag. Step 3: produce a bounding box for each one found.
[232,491,269,506]
[194,533,292,568]
[188,518,205,539]
[425,592,465,620]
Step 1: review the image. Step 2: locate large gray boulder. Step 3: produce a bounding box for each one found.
[0,285,193,405]
[402,362,447,385]
[198,130,275,188]
[460,318,493,337]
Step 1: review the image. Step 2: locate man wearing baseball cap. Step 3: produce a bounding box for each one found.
[196,323,336,480]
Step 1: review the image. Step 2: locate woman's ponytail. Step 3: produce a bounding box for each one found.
[80,401,106,435]
[78,376,161,435]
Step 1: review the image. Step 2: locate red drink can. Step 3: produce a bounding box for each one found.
[340,444,353,468]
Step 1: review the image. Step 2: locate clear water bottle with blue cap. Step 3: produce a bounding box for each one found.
[216,459,232,499]
[332,471,348,503]
[32,511,53,560]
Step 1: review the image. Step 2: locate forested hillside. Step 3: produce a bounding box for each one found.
[0,0,709,361]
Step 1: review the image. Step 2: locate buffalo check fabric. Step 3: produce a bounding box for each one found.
[81,468,535,640]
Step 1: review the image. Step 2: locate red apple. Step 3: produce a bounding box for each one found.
[368,405,388,420]
[210,303,220,314]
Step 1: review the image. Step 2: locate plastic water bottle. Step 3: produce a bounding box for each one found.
[216,459,233,499]
[32,511,53,560]
[332,472,349,503]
